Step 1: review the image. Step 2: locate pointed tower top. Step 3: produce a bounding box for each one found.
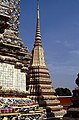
[32,0,46,67]
[37,0,40,19]
[34,0,42,47]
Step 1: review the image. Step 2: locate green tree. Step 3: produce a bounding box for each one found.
[55,88,72,96]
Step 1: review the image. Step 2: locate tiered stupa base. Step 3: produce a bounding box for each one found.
[38,95,66,117]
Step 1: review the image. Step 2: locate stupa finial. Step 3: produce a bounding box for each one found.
[76,73,79,86]
[34,0,42,47]
[37,0,40,19]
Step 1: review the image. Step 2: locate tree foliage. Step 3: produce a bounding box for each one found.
[55,88,72,96]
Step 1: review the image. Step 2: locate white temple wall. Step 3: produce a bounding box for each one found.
[0,63,26,91]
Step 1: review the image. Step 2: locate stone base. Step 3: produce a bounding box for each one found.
[63,117,79,120]
[54,110,66,118]
[63,107,79,119]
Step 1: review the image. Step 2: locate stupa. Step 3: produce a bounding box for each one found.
[0,0,31,95]
[63,73,79,119]
[0,3,44,120]
[27,0,66,117]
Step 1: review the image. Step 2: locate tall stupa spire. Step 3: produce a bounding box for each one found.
[32,0,46,67]
[34,0,42,47]
[27,0,66,117]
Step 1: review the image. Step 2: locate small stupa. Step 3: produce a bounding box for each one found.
[27,0,66,117]
[63,73,79,119]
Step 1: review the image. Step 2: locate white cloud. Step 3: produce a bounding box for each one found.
[47,61,79,90]
[56,39,79,48]
[69,50,79,55]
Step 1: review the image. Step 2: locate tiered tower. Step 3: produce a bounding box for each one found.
[27,0,66,117]
[0,0,20,35]
[0,0,31,93]
[9,0,20,35]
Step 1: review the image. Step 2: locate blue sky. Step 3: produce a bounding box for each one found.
[20,0,79,91]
